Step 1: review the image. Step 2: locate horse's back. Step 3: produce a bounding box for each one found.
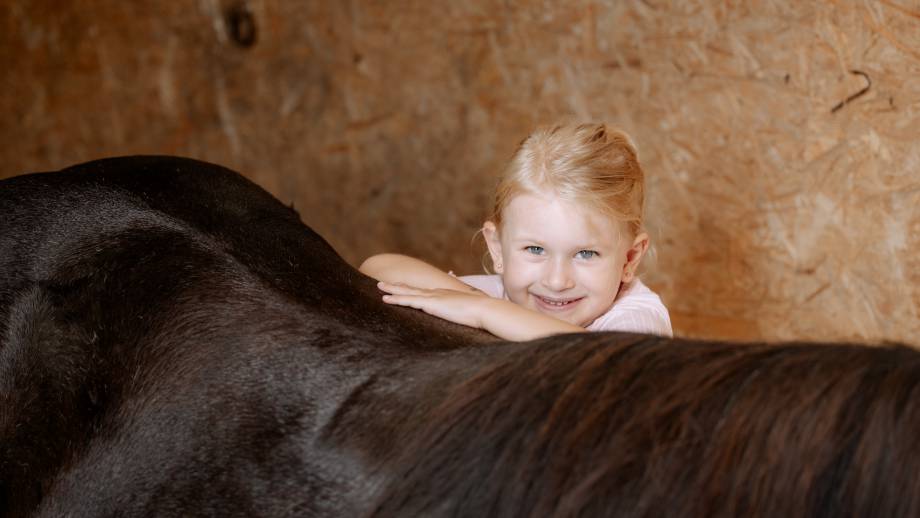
[0,156,492,516]
[3,156,920,518]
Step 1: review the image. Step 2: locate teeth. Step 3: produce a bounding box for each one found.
[540,296,575,306]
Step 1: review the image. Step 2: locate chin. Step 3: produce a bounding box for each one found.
[527,300,590,327]
[572,317,593,328]
[549,313,587,327]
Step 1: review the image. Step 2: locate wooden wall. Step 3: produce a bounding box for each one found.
[3,1,919,343]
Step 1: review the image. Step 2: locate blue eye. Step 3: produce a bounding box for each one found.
[525,246,544,255]
[576,250,598,259]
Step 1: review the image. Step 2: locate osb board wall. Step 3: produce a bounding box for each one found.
[2,1,919,344]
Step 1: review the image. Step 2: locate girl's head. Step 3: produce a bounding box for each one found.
[482,123,650,327]
[490,123,645,236]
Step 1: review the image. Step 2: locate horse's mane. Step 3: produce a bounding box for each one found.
[371,335,920,517]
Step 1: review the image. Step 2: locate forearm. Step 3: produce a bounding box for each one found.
[359,253,472,291]
[375,282,585,340]
[476,298,586,341]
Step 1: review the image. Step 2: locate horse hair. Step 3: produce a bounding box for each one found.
[1,156,918,517]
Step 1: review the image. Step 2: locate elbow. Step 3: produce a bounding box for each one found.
[358,254,383,279]
[359,253,400,281]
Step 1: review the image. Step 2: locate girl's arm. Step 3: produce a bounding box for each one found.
[359,253,474,291]
[377,282,586,341]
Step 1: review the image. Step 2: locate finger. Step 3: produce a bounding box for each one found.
[378,281,427,296]
[382,294,429,310]
[378,281,408,288]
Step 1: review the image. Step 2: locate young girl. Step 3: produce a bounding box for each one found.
[359,123,672,341]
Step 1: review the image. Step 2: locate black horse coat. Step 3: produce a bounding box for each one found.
[2,156,919,517]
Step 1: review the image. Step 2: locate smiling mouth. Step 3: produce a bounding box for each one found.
[534,295,584,310]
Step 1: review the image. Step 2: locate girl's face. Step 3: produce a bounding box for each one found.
[483,190,648,327]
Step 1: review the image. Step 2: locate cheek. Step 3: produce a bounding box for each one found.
[502,261,538,287]
[579,263,623,293]
[500,266,534,305]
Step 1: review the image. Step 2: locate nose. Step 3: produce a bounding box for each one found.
[542,258,575,292]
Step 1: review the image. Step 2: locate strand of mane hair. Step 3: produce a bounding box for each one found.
[368,335,920,518]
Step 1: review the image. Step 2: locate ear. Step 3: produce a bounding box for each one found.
[482,221,504,274]
[621,232,649,283]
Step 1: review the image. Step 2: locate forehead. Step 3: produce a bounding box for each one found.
[501,191,624,246]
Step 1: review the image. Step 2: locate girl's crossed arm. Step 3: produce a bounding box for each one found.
[360,254,586,341]
[359,253,473,291]
[376,281,586,342]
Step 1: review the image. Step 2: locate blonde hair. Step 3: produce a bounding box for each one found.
[490,123,645,238]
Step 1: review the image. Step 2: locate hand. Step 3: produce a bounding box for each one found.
[377,281,490,329]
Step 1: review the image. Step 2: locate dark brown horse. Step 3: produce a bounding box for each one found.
[1,156,918,517]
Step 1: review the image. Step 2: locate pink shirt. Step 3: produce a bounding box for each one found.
[458,275,673,337]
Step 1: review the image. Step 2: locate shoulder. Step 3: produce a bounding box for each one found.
[587,279,672,336]
[456,274,506,299]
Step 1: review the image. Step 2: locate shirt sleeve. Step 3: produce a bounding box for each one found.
[587,280,673,337]
[590,304,673,337]
[456,274,506,299]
